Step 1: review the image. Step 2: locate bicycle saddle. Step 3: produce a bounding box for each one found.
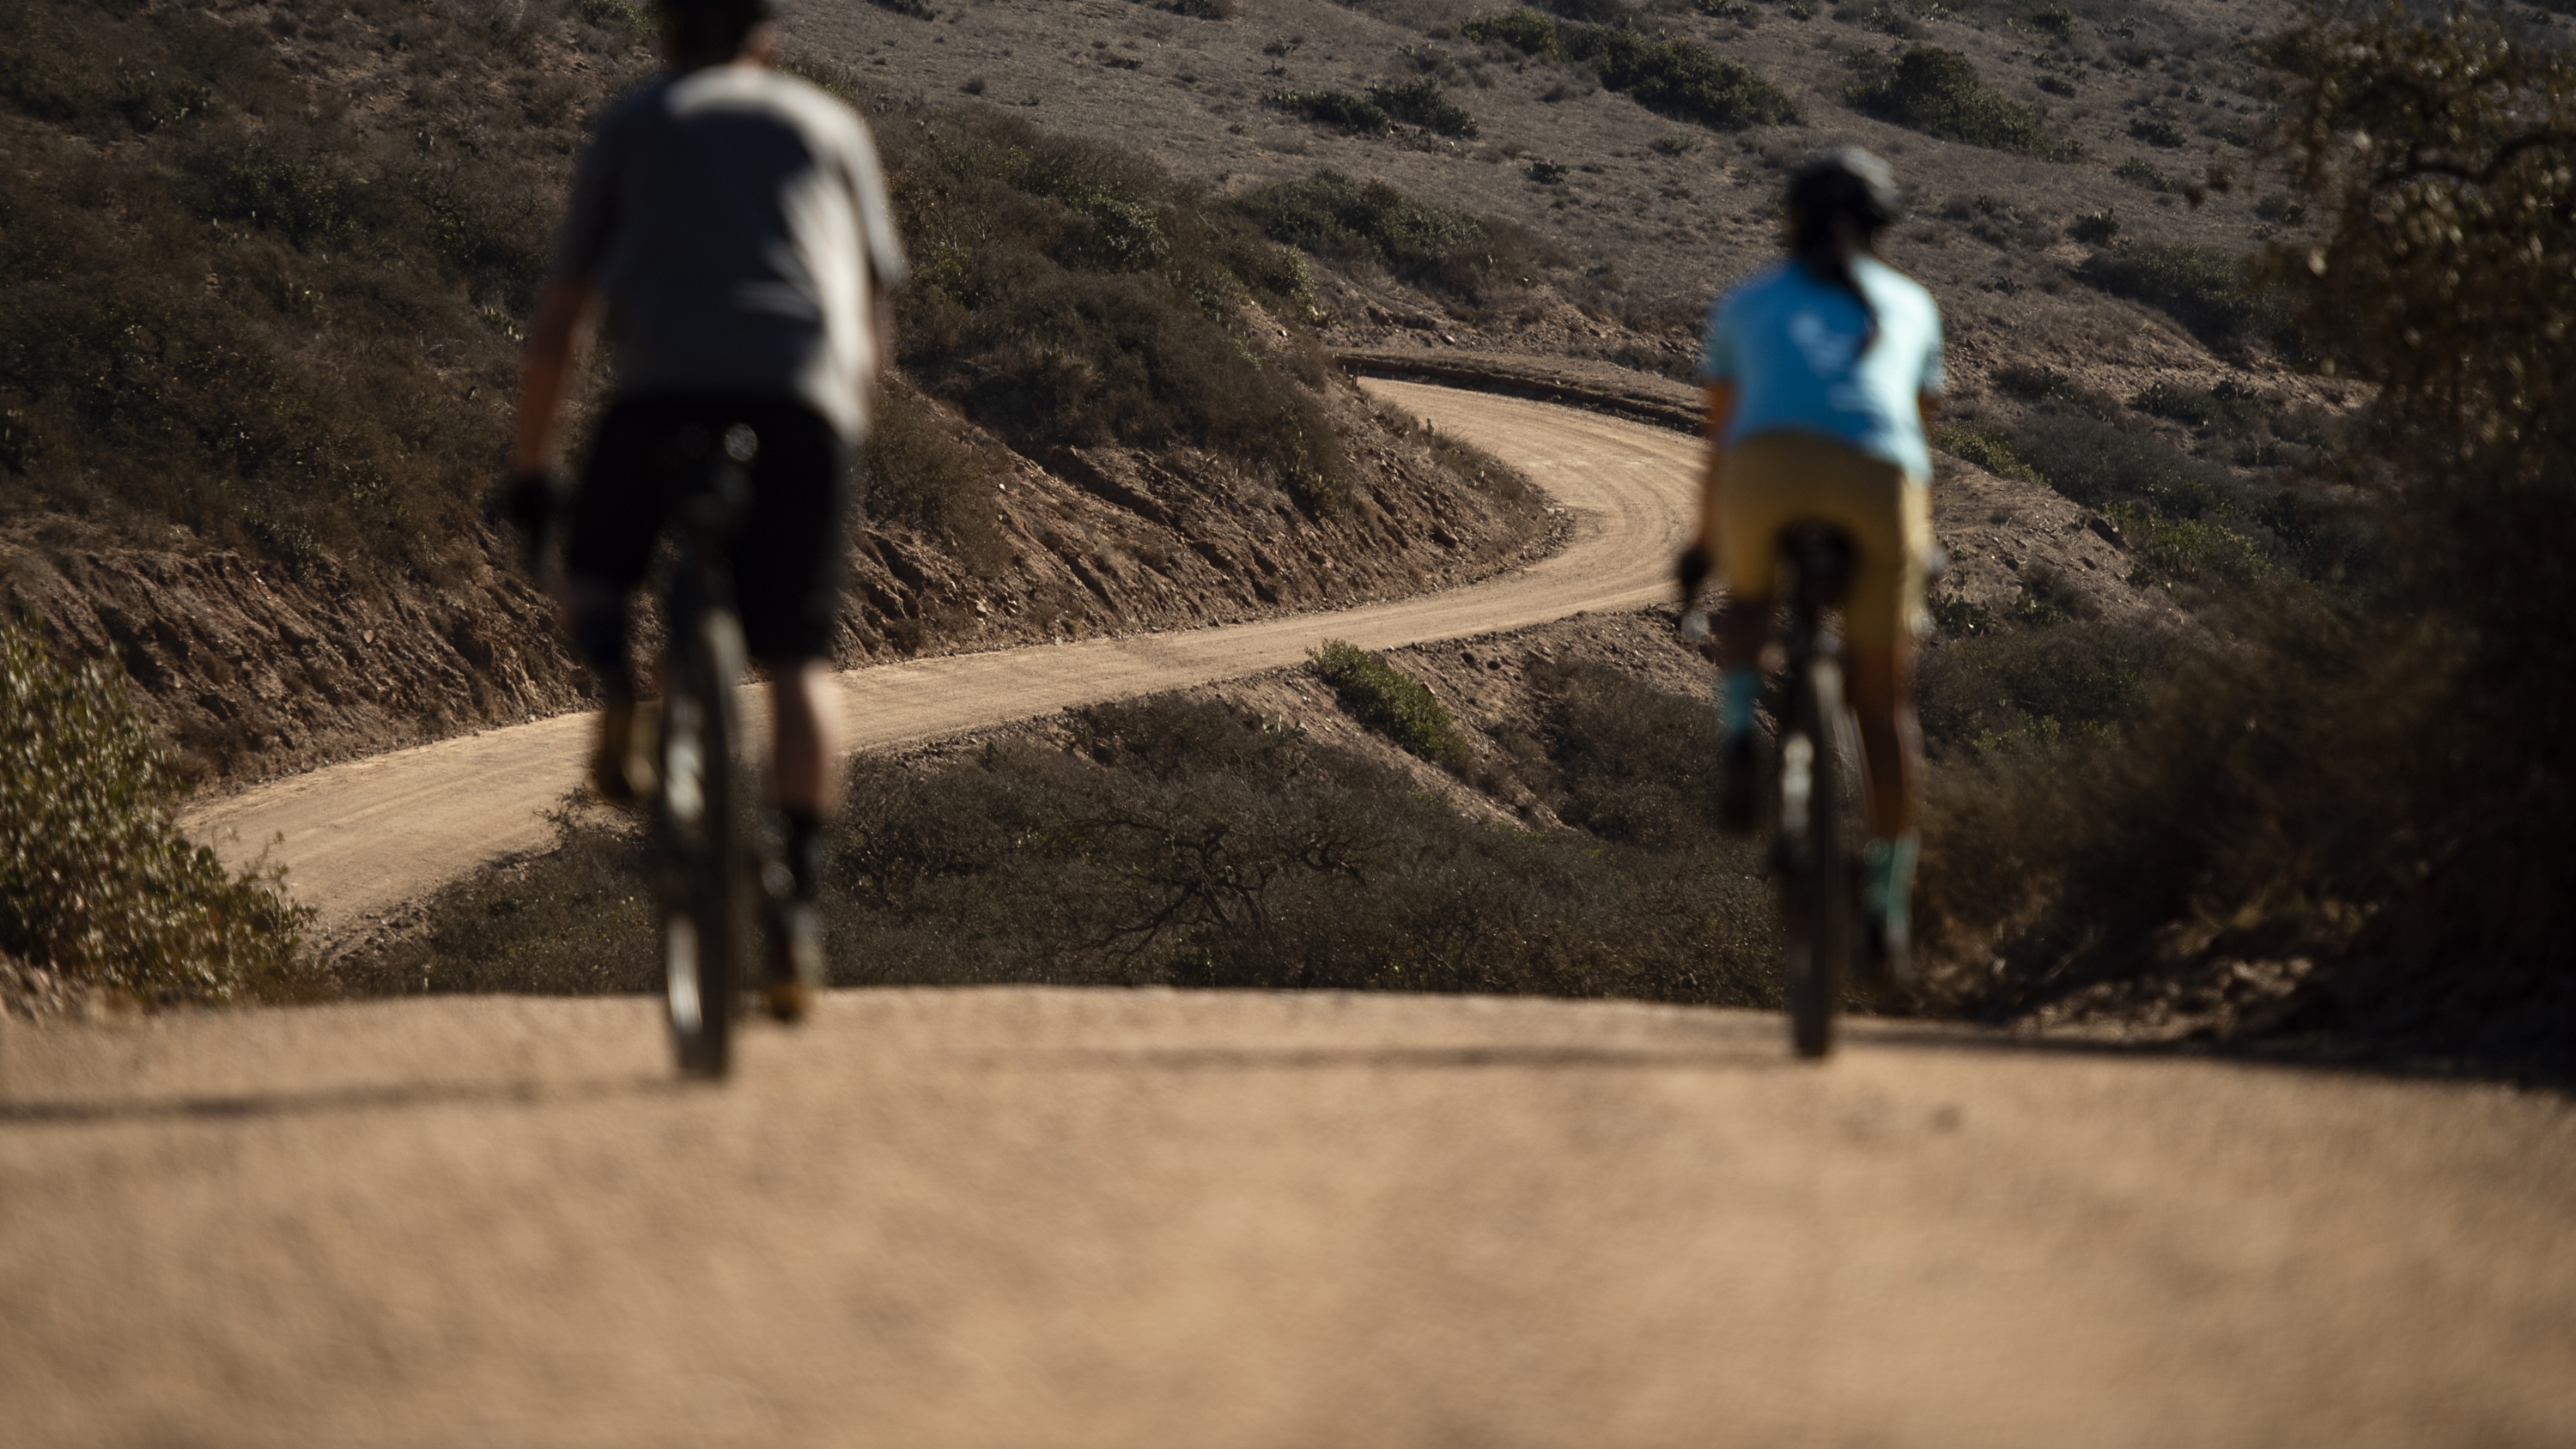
[1777,523,1856,608]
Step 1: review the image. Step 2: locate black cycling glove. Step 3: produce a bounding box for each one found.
[1674,543,1712,609]
[487,467,565,574]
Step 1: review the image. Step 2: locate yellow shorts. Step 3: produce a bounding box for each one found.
[1714,431,1931,652]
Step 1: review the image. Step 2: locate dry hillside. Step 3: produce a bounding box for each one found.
[0,0,1554,785]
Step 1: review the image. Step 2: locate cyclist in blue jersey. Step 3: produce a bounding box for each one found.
[1677,149,1943,985]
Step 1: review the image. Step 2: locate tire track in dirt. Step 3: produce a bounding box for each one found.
[182,382,1699,940]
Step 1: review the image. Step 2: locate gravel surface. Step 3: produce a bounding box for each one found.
[4,987,2572,1446]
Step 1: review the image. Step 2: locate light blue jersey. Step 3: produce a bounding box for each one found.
[1700,256,1946,480]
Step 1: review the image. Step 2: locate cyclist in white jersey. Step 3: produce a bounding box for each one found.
[504,0,907,1019]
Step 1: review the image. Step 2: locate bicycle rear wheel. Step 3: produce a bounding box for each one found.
[1777,657,1854,1058]
[656,606,750,1079]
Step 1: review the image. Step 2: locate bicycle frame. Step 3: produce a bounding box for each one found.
[1770,523,1861,1058]
[654,422,756,1078]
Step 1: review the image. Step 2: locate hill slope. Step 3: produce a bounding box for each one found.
[0,0,1553,782]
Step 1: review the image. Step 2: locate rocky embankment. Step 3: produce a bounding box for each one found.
[4,368,1551,786]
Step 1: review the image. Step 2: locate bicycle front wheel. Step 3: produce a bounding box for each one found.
[657,607,750,1079]
[1777,658,1853,1059]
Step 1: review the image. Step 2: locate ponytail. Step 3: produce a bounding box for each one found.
[1793,206,1879,356]
[1784,148,1903,359]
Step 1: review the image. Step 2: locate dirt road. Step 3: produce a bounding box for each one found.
[58,384,2570,1443]
[182,382,1698,941]
[4,990,2571,1446]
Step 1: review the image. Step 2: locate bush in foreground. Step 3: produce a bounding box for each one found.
[0,617,315,1003]
[1917,2,2576,1082]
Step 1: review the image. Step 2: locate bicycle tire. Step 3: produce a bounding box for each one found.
[658,606,750,1079]
[1778,657,1853,1059]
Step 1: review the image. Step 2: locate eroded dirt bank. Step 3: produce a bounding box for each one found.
[7,369,1550,786]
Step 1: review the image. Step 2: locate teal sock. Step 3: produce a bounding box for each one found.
[1716,669,1761,742]
[1862,833,1921,924]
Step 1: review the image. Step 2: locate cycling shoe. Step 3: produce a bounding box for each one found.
[589,698,659,809]
[762,900,825,1024]
[1857,911,1915,999]
[1717,731,1762,836]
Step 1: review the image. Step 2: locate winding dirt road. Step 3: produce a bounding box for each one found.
[12,385,2573,1445]
[182,382,1699,939]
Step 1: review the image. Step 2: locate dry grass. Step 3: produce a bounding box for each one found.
[0,0,653,580]
[349,690,1781,1005]
[793,63,1362,505]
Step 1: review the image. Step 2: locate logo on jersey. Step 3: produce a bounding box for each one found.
[1788,309,1859,377]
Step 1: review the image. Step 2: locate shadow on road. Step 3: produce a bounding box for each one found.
[980,1043,1812,1073]
[0,1072,677,1128]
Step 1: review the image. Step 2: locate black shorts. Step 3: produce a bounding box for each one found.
[566,394,854,661]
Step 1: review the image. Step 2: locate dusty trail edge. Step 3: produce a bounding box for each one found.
[181,381,1704,941]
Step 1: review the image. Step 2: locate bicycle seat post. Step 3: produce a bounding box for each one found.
[1779,523,1856,658]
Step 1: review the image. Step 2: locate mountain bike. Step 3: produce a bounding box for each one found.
[1686,523,1865,1058]
[652,421,761,1079]
[1763,524,1866,1058]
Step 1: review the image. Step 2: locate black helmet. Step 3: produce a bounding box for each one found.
[1786,148,1903,233]
[653,0,774,58]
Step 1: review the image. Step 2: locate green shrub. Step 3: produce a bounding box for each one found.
[1460,8,1564,55]
[2068,208,2120,244]
[1369,77,1479,137]
[1845,46,2060,156]
[2115,156,2176,191]
[0,617,316,1002]
[1917,617,2187,755]
[2126,115,2188,149]
[1234,170,1552,308]
[1560,24,1798,130]
[2008,406,2234,518]
[576,0,647,29]
[1932,422,2042,482]
[1915,598,2483,1065]
[1267,88,1393,134]
[1994,362,2075,401]
[1311,640,1471,767]
[2108,502,2268,585]
[2075,242,2266,348]
[2130,379,2266,433]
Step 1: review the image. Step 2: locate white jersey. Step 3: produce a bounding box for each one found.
[551,65,909,440]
